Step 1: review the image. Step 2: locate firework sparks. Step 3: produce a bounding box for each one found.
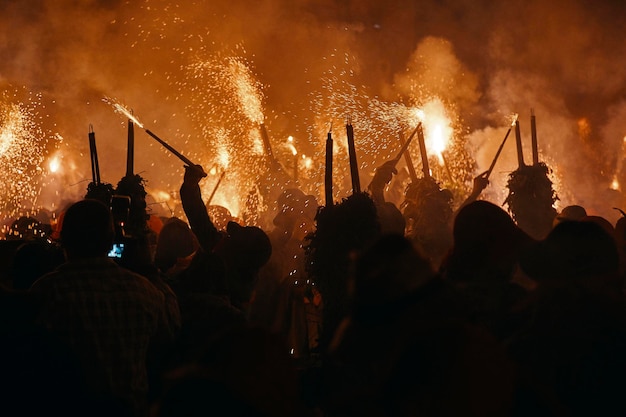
[102,97,145,128]
[0,90,57,221]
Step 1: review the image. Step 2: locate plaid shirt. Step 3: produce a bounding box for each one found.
[30,257,169,415]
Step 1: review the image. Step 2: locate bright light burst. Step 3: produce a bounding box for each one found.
[102,96,145,128]
[0,90,57,220]
[308,73,472,199]
[181,50,270,219]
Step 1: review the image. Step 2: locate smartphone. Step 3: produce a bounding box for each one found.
[108,243,125,258]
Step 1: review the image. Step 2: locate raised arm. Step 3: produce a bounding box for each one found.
[179,164,221,252]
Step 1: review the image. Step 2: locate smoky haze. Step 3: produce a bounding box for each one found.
[0,0,625,222]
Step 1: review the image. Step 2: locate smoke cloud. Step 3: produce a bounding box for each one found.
[0,0,624,223]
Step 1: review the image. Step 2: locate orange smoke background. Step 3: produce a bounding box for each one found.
[0,0,625,225]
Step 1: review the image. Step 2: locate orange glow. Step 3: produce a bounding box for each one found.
[49,155,60,173]
[419,98,453,166]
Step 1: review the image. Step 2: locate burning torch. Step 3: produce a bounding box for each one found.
[103,98,198,167]
[417,123,430,179]
[325,122,333,207]
[486,113,519,179]
[126,114,135,177]
[531,108,539,165]
[88,124,101,185]
[398,124,420,183]
[515,117,526,168]
[346,115,361,194]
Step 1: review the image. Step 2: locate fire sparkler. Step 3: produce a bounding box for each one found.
[325,123,333,207]
[127,115,135,177]
[346,116,361,194]
[486,113,518,179]
[393,123,419,167]
[398,128,419,183]
[531,108,539,165]
[207,170,226,205]
[515,118,525,168]
[417,123,430,179]
[259,123,277,167]
[103,97,197,167]
[88,124,100,185]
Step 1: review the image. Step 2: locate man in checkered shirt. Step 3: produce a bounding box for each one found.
[31,199,174,416]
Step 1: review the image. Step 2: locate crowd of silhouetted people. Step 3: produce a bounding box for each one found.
[1,160,626,417]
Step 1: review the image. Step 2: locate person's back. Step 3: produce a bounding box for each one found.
[30,199,169,416]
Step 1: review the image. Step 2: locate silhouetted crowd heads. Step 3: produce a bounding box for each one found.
[2,161,626,417]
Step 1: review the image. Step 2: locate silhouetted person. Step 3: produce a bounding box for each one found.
[552,204,587,227]
[154,217,199,277]
[367,160,406,235]
[11,240,64,290]
[507,281,626,417]
[156,327,302,417]
[304,192,382,354]
[30,199,173,416]
[322,235,516,417]
[165,165,271,369]
[179,164,271,312]
[520,219,621,293]
[252,188,321,360]
[441,200,535,338]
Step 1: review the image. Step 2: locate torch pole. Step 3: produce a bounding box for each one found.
[441,152,454,183]
[398,130,419,183]
[88,125,97,184]
[486,126,513,179]
[126,119,135,177]
[293,153,298,183]
[145,129,196,167]
[531,108,539,165]
[259,123,278,167]
[325,125,333,207]
[417,123,430,178]
[346,116,361,194]
[88,125,101,185]
[207,170,225,206]
[515,119,526,168]
[394,123,419,163]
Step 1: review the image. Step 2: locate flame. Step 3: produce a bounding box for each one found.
[303,155,313,170]
[102,97,145,128]
[510,113,519,126]
[430,124,446,165]
[611,175,620,191]
[48,155,60,173]
[419,98,453,165]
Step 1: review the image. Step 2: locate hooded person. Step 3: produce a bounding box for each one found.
[178,164,272,311]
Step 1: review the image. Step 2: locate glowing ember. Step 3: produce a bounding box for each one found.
[102,97,145,128]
